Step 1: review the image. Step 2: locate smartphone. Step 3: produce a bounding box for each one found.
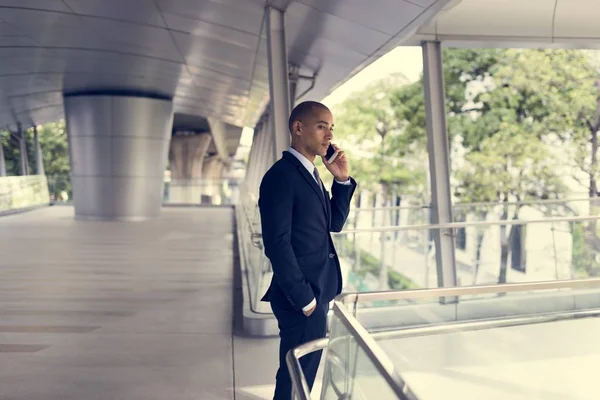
[326,144,338,164]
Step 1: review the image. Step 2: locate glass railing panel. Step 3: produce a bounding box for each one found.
[449,217,595,285]
[334,216,599,303]
[342,278,600,336]
[236,195,274,314]
[46,174,243,206]
[238,191,600,318]
[0,175,50,210]
[346,205,430,231]
[453,197,600,223]
[332,227,437,294]
[374,305,600,400]
[288,282,600,400]
[320,304,413,400]
[163,178,241,205]
[344,197,600,231]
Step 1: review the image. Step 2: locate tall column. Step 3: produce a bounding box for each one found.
[251,116,268,194]
[168,133,212,203]
[201,156,225,205]
[266,6,291,162]
[33,126,45,176]
[289,64,299,109]
[0,143,6,176]
[18,127,28,176]
[202,157,224,181]
[255,114,273,194]
[64,93,173,221]
[422,41,457,288]
[245,125,262,195]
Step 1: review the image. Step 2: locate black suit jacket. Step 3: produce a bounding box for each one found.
[258,151,357,311]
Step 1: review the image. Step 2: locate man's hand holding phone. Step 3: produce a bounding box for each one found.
[322,143,349,182]
[325,144,338,164]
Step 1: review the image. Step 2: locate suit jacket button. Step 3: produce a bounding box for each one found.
[329,253,335,258]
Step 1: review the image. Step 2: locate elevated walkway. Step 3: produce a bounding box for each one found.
[0,206,283,400]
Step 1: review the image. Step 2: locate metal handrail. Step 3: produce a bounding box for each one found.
[287,303,418,400]
[240,200,263,249]
[352,196,600,212]
[370,308,600,342]
[348,205,430,212]
[247,213,600,238]
[343,197,600,214]
[337,277,600,307]
[287,338,328,400]
[337,214,600,235]
[452,196,600,209]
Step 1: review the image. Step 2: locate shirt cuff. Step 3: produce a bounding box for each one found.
[302,298,316,312]
[335,178,352,185]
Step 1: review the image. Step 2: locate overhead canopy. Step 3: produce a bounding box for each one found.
[409,0,600,48]
[0,0,448,145]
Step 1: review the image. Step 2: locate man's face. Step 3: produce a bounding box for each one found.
[295,108,334,158]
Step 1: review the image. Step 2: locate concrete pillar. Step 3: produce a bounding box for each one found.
[168,133,212,203]
[249,121,264,190]
[0,143,6,176]
[64,93,173,221]
[266,6,291,162]
[289,64,299,109]
[201,157,225,204]
[246,114,270,196]
[259,114,275,182]
[245,128,259,192]
[202,157,225,181]
[18,127,28,176]
[33,126,45,176]
[206,118,230,163]
[422,41,457,288]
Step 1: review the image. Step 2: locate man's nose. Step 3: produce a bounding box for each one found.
[325,129,333,140]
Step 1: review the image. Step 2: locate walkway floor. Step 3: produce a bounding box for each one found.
[0,206,281,400]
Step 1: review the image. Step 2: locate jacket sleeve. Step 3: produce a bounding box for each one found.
[330,177,357,232]
[258,169,315,310]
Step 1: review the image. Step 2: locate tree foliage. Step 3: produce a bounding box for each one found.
[331,73,426,196]
[1,120,71,197]
[341,48,600,282]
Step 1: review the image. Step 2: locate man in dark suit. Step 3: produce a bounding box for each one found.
[258,101,357,399]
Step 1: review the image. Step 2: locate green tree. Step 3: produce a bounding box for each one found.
[392,48,576,284]
[332,73,426,199]
[330,74,427,290]
[392,49,507,150]
[0,129,29,176]
[0,121,70,199]
[35,121,71,199]
[493,49,600,277]
[456,130,567,282]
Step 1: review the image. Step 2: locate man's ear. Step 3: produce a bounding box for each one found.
[293,121,302,136]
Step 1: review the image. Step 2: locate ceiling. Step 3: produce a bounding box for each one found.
[409,0,600,49]
[0,0,449,147]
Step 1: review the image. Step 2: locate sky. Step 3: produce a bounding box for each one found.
[321,46,424,108]
[238,46,425,147]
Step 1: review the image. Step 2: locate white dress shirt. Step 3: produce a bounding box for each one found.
[287,146,350,312]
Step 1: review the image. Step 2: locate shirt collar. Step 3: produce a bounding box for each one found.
[287,146,315,174]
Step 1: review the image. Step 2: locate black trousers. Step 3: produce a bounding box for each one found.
[270,300,329,400]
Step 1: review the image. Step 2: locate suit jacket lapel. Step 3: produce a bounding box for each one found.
[283,152,329,216]
[324,187,331,229]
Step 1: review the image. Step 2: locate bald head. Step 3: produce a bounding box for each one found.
[288,101,330,135]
